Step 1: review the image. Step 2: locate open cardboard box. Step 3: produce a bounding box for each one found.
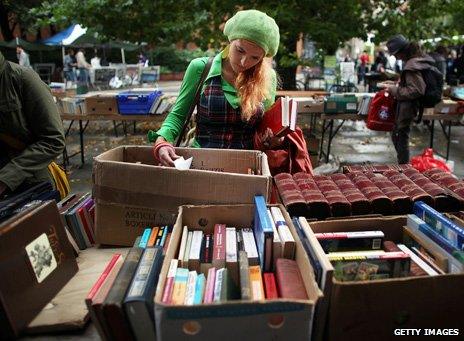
[303,215,464,341]
[92,146,271,246]
[154,204,321,341]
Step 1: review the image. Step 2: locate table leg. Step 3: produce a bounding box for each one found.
[319,119,328,161]
[446,121,451,160]
[429,120,435,148]
[326,120,334,163]
[79,120,85,165]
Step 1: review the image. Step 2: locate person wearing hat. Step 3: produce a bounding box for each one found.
[385,34,436,164]
[149,9,281,166]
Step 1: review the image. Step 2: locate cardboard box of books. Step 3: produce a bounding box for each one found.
[154,203,320,341]
[93,146,272,246]
[299,213,464,341]
[85,94,119,115]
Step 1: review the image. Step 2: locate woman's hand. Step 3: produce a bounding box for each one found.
[153,138,180,167]
[261,128,284,150]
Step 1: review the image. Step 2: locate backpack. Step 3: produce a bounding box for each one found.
[416,65,443,123]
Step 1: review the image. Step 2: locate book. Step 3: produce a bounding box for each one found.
[124,246,164,341]
[220,268,230,302]
[159,225,169,247]
[138,228,152,248]
[410,246,446,274]
[178,226,189,266]
[171,268,189,305]
[263,272,278,299]
[183,231,193,267]
[102,247,143,341]
[212,224,226,268]
[213,268,225,303]
[163,232,172,255]
[133,236,141,247]
[87,254,124,341]
[270,206,295,259]
[269,210,282,269]
[200,233,213,263]
[413,201,464,250]
[275,259,308,300]
[161,259,179,304]
[258,96,297,137]
[249,265,265,301]
[155,226,165,246]
[238,250,251,300]
[188,230,203,272]
[241,228,259,266]
[328,251,411,282]
[315,231,385,253]
[193,274,206,305]
[253,196,274,272]
[327,250,386,258]
[147,227,159,247]
[226,227,239,287]
[184,271,198,306]
[203,267,216,304]
[396,244,439,276]
[0,201,78,338]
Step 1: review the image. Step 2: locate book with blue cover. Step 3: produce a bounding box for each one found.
[123,246,164,341]
[138,228,152,248]
[413,201,464,251]
[253,196,274,272]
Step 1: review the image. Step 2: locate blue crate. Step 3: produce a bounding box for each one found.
[116,90,162,115]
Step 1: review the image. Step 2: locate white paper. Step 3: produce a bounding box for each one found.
[174,156,193,170]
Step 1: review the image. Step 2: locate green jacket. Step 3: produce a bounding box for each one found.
[0,52,65,191]
[147,51,277,146]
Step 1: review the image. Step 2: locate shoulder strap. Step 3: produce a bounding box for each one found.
[175,56,214,147]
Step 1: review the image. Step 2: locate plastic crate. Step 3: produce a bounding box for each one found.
[324,94,358,114]
[116,90,162,115]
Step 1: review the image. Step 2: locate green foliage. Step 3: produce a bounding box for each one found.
[150,46,211,73]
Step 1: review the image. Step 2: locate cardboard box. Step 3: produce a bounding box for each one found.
[85,95,119,115]
[434,99,459,114]
[306,215,464,341]
[93,146,272,246]
[154,204,320,341]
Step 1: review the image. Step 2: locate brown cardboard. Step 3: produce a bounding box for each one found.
[434,99,459,114]
[154,204,320,341]
[85,95,119,114]
[93,146,272,246]
[307,215,464,341]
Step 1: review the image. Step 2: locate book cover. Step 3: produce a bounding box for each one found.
[397,244,439,276]
[161,259,179,304]
[155,226,165,246]
[123,246,163,341]
[226,227,238,287]
[275,258,308,300]
[271,213,283,270]
[200,234,212,263]
[212,224,226,269]
[184,271,198,306]
[183,231,193,267]
[193,273,206,305]
[77,203,95,245]
[159,225,169,247]
[258,96,296,137]
[213,268,225,303]
[177,226,188,266]
[188,230,203,273]
[171,268,189,305]
[0,201,78,338]
[253,196,274,272]
[270,206,295,259]
[203,267,216,304]
[241,228,259,266]
[138,228,152,248]
[249,265,265,301]
[315,230,384,253]
[163,232,172,255]
[102,247,143,341]
[238,250,251,300]
[147,227,159,247]
[263,272,279,299]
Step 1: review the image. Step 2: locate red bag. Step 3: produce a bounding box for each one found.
[366,90,396,131]
[411,148,451,173]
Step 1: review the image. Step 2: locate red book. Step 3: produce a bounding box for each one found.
[263,273,278,299]
[258,96,297,137]
[162,259,179,304]
[86,253,122,301]
[163,232,172,255]
[78,206,95,245]
[275,258,308,300]
[212,224,226,268]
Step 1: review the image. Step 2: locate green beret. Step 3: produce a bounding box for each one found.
[224,9,280,57]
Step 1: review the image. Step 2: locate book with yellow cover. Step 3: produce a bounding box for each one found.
[171,268,189,305]
[147,227,159,247]
[249,265,265,301]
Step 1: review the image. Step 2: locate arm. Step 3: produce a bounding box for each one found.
[147,57,208,144]
[389,71,426,101]
[0,69,65,191]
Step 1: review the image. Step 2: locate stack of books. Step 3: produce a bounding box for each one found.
[85,226,173,340]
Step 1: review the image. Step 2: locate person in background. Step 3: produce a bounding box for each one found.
[149,9,283,167]
[429,45,447,80]
[138,52,149,67]
[16,45,31,68]
[453,45,464,85]
[373,50,388,73]
[75,48,91,86]
[63,48,76,83]
[0,51,65,198]
[385,34,435,164]
[446,49,457,85]
[357,50,369,85]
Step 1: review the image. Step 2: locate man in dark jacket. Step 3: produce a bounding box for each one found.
[0,51,65,197]
[385,35,434,164]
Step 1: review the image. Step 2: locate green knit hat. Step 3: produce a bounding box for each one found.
[224,9,280,57]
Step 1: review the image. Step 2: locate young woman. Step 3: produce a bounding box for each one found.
[149,9,281,166]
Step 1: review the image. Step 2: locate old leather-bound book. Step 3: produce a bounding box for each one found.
[0,200,78,338]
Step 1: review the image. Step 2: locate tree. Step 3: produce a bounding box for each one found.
[0,0,46,41]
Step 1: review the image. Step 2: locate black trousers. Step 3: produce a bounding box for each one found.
[391,121,412,164]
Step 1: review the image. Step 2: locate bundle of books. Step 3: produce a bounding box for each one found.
[160,197,306,305]
[148,94,176,115]
[57,193,95,251]
[56,97,86,114]
[85,226,172,340]
[357,94,375,116]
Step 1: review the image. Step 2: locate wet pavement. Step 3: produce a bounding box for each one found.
[60,81,464,195]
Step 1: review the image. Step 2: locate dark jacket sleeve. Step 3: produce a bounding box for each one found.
[0,69,65,190]
[390,71,426,101]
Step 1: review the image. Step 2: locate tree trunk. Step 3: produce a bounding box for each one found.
[276,65,297,90]
[0,5,14,41]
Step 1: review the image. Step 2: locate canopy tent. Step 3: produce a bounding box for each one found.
[41,24,87,46]
[0,37,56,51]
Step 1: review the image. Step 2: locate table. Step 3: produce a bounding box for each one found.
[276,90,328,98]
[422,113,463,160]
[61,113,166,167]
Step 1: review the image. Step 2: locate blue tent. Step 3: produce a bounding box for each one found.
[41,24,87,46]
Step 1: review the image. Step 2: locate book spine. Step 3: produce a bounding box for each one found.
[138,228,152,248]
[249,265,265,301]
[213,268,224,303]
[212,224,226,268]
[162,259,179,304]
[126,247,160,299]
[253,196,274,272]
[155,226,165,246]
[275,258,308,300]
[203,267,216,303]
[193,274,206,305]
[163,232,172,255]
[177,226,188,264]
[86,253,121,300]
[270,206,295,259]
[147,227,159,247]
[263,272,279,299]
[239,251,251,300]
[183,231,193,266]
[171,268,189,305]
[184,271,198,306]
[397,244,438,276]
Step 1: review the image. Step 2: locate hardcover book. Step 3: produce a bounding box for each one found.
[275,258,308,300]
[253,196,273,272]
[315,230,384,253]
[212,224,226,269]
[258,96,297,137]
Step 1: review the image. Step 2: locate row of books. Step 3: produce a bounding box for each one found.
[161,256,307,305]
[148,94,176,115]
[86,226,173,340]
[56,97,85,115]
[357,94,375,116]
[57,192,95,251]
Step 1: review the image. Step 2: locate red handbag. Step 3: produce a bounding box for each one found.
[366,90,397,131]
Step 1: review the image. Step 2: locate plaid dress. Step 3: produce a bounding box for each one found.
[195,76,263,149]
